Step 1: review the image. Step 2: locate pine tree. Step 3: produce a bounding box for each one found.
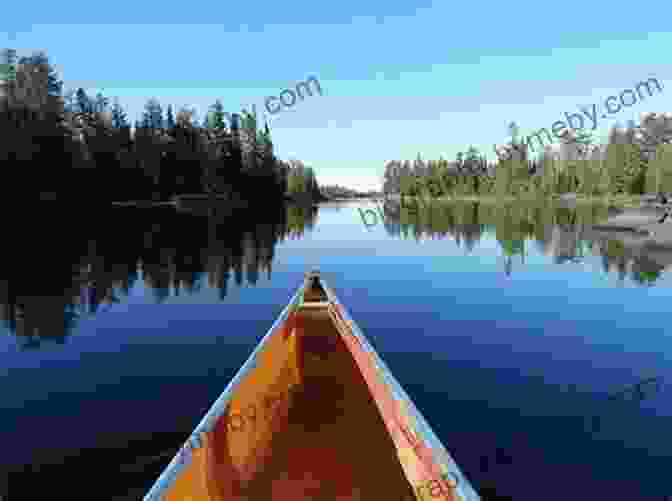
[1,50,66,116]
[264,121,272,142]
[464,146,480,173]
[165,104,175,129]
[305,167,320,198]
[456,152,464,171]
[495,159,512,198]
[110,98,129,128]
[256,120,272,148]
[62,89,77,113]
[208,99,226,131]
[0,48,17,82]
[646,144,664,194]
[606,144,626,195]
[657,144,672,194]
[241,107,257,138]
[604,125,628,195]
[93,92,109,113]
[541,153,556,196]
[76,88,93,114]
[577,158,590,196]
[142,98,163,129]
[623,143,645,194]
[18,51,62,96]
[593,148,610,196]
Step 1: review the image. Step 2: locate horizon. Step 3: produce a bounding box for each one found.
[2,6,671,193]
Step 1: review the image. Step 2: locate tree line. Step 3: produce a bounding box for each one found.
[283,159,324,201]
[0,49,321,206]
[383,118,672,200]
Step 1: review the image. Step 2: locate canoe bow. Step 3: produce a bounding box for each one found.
[143,270,480,501]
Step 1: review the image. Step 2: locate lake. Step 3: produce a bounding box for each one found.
[1,199,670,500]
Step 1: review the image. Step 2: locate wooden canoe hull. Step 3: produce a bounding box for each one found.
[144,272,480,501]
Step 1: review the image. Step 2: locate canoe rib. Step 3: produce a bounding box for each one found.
[143,271,480,501]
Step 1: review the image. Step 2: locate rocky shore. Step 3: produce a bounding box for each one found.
[591,193,672,247]
[388,190,672,249]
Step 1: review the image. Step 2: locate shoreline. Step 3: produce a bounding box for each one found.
[381,193,652,207]
[380,192,672,247]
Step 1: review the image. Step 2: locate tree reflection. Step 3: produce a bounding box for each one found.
[382,199,668,285]
[0,202,317,349]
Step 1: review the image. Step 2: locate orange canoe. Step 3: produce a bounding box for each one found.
[143,270,481,501]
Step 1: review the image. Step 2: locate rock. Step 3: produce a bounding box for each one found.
[593,207,667,232]
[642,193,661,203]
[558,192,577,208]
[640,193,672,209]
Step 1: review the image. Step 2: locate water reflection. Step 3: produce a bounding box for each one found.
[4,197,669,351]
[381,199,667,285]
[0,202,318,350]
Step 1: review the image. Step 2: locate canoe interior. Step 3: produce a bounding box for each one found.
[144,274,478,501]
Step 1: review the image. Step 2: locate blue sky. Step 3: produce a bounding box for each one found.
[2,1,671,191]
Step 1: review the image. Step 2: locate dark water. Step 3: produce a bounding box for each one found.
[1,199,670,500]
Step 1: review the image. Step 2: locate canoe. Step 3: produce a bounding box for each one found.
[143,270,480,501]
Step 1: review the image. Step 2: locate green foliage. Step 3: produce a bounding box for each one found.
[606,144,626,194]
[142,98,163,129]
[18,51,62,96]
[645,148,662,193]
[0,46,288,208]
[110,99,129,128]
[658,144,672,193]
[646,144,672,193]
[623,144,646,194]
[495,160,512,197]
[165,104,175,129]
[384,140,656,200]
[241,107,257,133]
[208,99,227,131]
[576,160,592,196]
[285,161,321,200]
[93,93,109,113]
[465,146,479,163]
[76,88,93,114]
[1,48,17,81]
[632,269,661,285]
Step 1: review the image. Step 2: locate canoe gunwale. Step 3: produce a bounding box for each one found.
[142,284,306,501]
[143,272,480,501]
[320,281,480,501]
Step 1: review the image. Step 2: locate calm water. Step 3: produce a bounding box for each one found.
[1,199,670,500]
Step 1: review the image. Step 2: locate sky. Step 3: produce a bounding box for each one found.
[1,1,671,192]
